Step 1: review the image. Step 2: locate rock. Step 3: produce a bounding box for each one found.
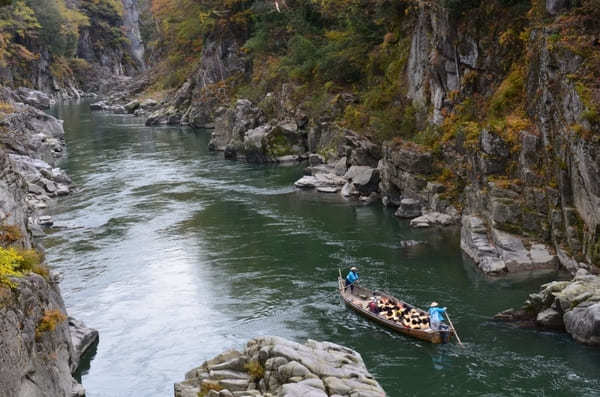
[37,215,53,226]
[344,166,380,195]
[461,215,558,275]
[69,317,99,372]
[394,198,422,219]
[409,212,454,228]
[295,176,320,189]
[15,87,54,109]
[0,274,80,397]
[563,303,600,346]
[308,154,324,166]
[71,380,86,397]
[536,308,564,330]
[334,157,348,176]
[316,187,338,193]
[176,337,386,397]
[125,100,140,113]
[497,274,600,346]
[89,100,107,110]
[341,182,359,197]
[280,381,327,397]
[140,98,158,109]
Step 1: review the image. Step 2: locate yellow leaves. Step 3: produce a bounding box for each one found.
[0,247,25,289]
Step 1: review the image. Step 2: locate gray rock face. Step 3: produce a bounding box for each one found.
[69,317,99,373]
[460,215,557,275]
[175,336,386,397]
[0,93,87,395]
[15,87,54,109]
[0,274,79,397]
[209,100,264,152]
[121,0,145,70]
[0,101,72,245]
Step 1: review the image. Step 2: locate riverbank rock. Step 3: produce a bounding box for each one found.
[69,317,99,373]
[461,215,558,275]
[14,87,55,109]
[409,211,455,228]
[0,92,87,396]
[394,198,422,219]
[90,100,127,114]
[0,274,85,397]
[496,272,600,346]
[175,336,386,397]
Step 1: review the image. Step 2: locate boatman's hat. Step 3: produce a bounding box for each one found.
[430,302,439,307]
[351,266,358,271]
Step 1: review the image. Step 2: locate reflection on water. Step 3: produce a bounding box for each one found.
[44,102,600,397]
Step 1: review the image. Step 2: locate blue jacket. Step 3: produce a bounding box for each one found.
[428,307,446,322]
[346,271,359,284]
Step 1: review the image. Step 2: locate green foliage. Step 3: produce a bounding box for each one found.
[25,0,88,57]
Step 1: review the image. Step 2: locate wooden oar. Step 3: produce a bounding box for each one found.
[445,312,464,347]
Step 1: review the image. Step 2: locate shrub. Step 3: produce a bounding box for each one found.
[35,309,67,339]
[0,247,25,288]
[489,66,525,118]
[244,360,265,381]
[0,245,48,288]
[198,382,223,397]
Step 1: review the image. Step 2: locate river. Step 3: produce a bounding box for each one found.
[44,102,600,396]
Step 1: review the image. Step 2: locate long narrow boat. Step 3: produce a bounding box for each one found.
[338,276,453,344]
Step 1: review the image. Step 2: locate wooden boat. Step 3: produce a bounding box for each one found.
[338,276,453,344]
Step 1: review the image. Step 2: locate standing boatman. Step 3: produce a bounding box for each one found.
[345,266,359,292]
[428,302,447,330]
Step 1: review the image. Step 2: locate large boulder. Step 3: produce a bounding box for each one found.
[394,198,422,219]
[344,166,380,195]
[15,87,54,109]
[563,303,600,346]
[209,100,264,151]
[496,273,600,346]
[175,337,386,397]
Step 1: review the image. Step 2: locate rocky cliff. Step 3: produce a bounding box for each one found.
[133,1,598,278]
[0,88,98,396]
[175,336,386,397]
[0,0,144,97]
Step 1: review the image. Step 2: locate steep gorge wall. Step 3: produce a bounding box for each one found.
[0,0,144,97]
[0,89,93,396]
[121,1,599,275]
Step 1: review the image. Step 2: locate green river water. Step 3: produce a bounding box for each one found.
[44,102,600,396]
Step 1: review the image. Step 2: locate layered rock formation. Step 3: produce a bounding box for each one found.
[0,88,98,396]
[496,270,600,346]
[175,336,386,397]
